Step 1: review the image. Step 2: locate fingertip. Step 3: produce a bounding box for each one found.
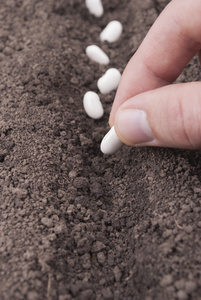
[114,108,155,146]
[108,114,114,128]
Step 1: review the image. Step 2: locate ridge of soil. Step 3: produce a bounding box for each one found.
[0,0,201,299]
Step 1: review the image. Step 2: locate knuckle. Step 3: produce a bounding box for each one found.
[168,91,201,149]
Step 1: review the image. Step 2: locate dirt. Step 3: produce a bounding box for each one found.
[0,0,201,299]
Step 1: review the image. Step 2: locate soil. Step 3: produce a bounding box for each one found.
[0,0,201,299]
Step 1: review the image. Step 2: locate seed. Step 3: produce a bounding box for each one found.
[85,0,104,18]
[100,126,123,154]
[100,20,123,43]
[86,45,109,65]
[97,68,121,94]
[83,91,104,119]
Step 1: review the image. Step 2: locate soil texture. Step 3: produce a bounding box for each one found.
[0,0,201,299]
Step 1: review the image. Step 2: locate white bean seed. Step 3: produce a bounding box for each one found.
[85,0,104,18]
[97,68,121,94]
[100,126,123,154]
[83,91,104,119]
[100,20,123,43]
[86,45,110,65]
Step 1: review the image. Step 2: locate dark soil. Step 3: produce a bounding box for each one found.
[0,0,201,299]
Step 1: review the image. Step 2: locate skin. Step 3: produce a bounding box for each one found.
[109,0,201,149]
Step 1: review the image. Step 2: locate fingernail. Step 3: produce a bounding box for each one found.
[101,126,123,154]
[116,109,154,145]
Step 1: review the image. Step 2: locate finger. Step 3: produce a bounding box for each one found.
[109,0,201,126]
[114,82,201,149]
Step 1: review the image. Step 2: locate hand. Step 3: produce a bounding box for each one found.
[109,0,201,149]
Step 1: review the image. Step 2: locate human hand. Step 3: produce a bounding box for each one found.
[109,0,201,150]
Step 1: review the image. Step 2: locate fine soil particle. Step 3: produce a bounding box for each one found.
[0,0,201,299]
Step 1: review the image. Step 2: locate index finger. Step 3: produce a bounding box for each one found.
[109,0,201,126]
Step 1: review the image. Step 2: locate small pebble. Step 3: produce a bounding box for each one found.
[160,274,173,287]
[97,252,106,265]
[85,0,104,17]
[100,126,123,154]
[97,68,121,94]
[41,217,53,228]
[83,91,104,119]
[185,281,197,294]
[113,265,122,282]
[100,20,123,43]
[177,290,188,300]
[86,45,109,65]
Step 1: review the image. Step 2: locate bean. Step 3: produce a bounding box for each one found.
[83,91,104,119]
[100,20,123,43]
[86,45,110,65]
[100,126,123,154]
[85,0,104,18]
[97,68,121,94]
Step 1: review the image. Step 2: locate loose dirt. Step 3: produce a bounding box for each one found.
[0,0,201,299]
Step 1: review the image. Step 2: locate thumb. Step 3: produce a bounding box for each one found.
[114,82,201,149]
